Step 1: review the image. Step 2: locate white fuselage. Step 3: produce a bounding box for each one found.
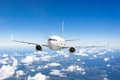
[48,35,65,50]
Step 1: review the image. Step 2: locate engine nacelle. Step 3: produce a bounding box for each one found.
[36,45,42,51]
[69,47,76,53]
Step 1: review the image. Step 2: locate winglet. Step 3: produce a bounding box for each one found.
[107,41,110,47]
[61,21,64,36]
[11,34,13,41]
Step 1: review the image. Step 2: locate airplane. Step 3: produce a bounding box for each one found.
[11,22,106,53]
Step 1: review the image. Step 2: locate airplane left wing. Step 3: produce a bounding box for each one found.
[12,40,38,45]
[11,34,47,47]
[12,40,48,47]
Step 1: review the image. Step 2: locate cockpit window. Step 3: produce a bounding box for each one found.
[48,38,57,41]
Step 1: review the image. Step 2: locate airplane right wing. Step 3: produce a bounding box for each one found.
[74,45,106,48]
[62,45,106,53]
[74,41,109,48]
[62,45,106,49]
[63,41,109,48]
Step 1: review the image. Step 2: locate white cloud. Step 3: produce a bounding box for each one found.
[1,54,8,57]
[107,48,114,52]
[42,62,61,69]
[87,48,98,53]
[34,51,48,55]
[82,62,85,64]
[16,70,25,77]
[79,49,86,53]
[11,57,18,68]
[21,55,40,65]
[50,69,66,77]
[21,56,33,65]
[93,54,97,58]
[0,57,18,80]
[74,49,88,56]
[31,69,35,72]
[34,51,42,55]
[37,66,42,70]
[103,77,109,80]
[98,48,114,55]
[37,62,61,69]
[56,51,69,57]
[62,65,86,75]
[0,58,9,64]
[28,73,47,80]
[104,58,110,62]
[98,51,107,55]
[43,65,49,69]
[77,59,80,61]
[63,54,69,58]
[0,65,15,79]
[40,55,51,61]
[47,63,61,67]
[56,50,64,54]
[68,65,80,72]
[106,64,110,67]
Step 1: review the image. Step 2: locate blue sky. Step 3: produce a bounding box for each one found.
[0,0,120,47]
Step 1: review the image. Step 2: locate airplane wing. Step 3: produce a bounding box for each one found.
[12,40,38,45]
[12,40,48,47]
[62,45,106,49]
[74,45,106,48]
[11,34,47,47]
[63,41,109,48]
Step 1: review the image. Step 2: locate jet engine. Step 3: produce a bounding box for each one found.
[36,45,42,51]
[69,47,76,53]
